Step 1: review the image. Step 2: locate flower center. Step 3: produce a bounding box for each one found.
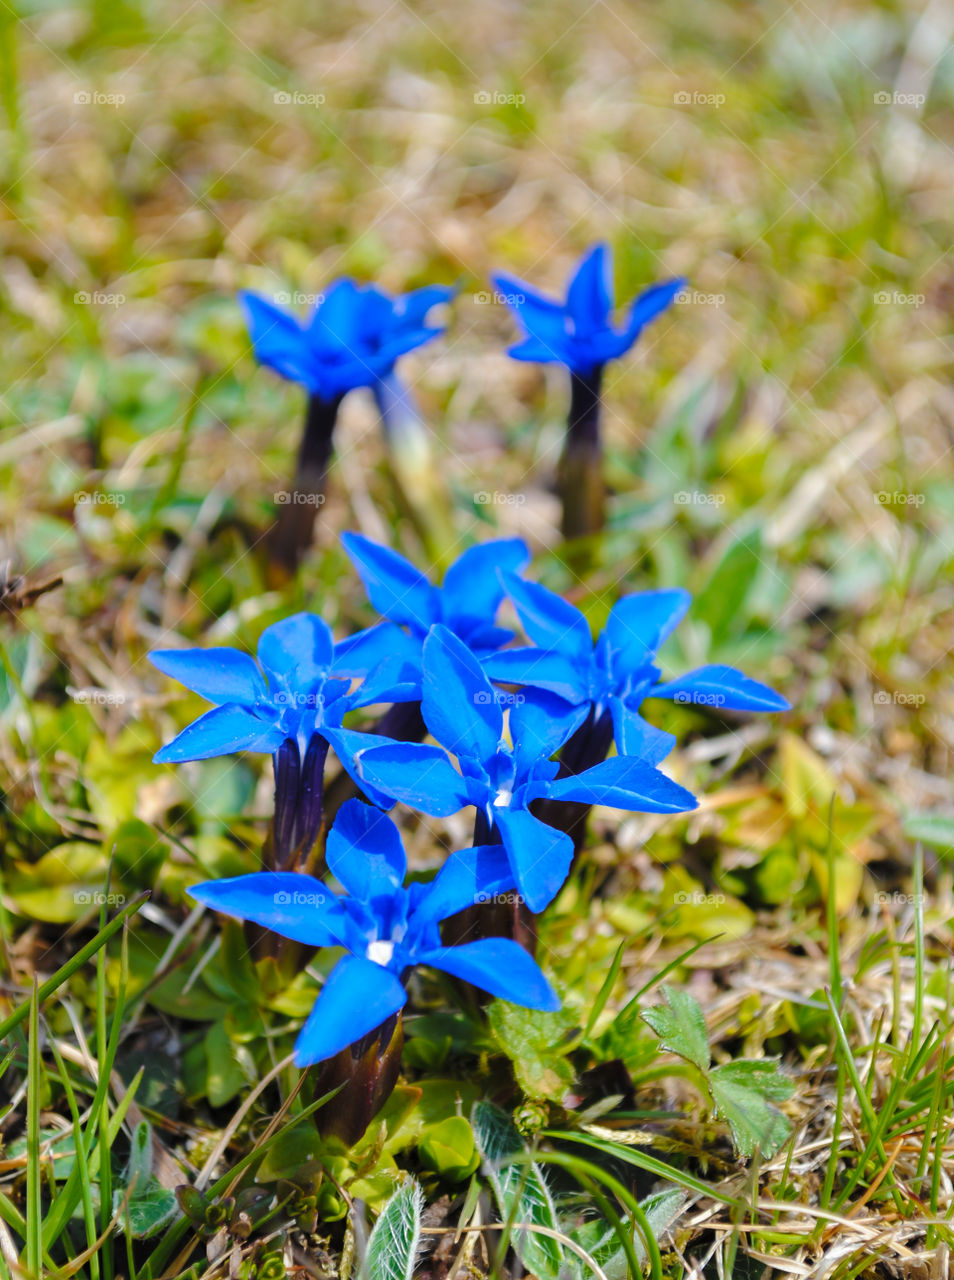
[367,939,395,966]
[493,787,512,808]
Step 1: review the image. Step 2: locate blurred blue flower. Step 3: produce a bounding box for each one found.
[150,613,417,861]
[189,799,559,1064]
[329,627,697,913]
[334,533,530,693]
[482,575,790,765]
[492,244,684,377]
[240,279,453,401]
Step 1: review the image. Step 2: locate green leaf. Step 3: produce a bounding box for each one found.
[709,1060,794,1158]
[693,531,762,647]
[112,1120,178,1238]
[204,1019,253,1107]
[418,1116,479,1182]
[903,812,954,854]
[641,986,710,1072]
[487,1000,576,1100]
[362,1177,423,1280]
[570,1187,685,1279]
[472,1100,568,1280]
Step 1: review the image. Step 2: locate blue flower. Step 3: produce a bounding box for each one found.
[334,533,531,691]
[241,279,454,401]
[482,575,790,765]
[150,613,417,861]
[188,799,559,1064]
[492,244,684,377]
[329,626,697,913]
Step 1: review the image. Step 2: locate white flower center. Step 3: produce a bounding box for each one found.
[493,788,512,808]
[367,939,395,966]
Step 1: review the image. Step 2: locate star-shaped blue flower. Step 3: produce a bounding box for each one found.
[482,575,790,765]
[492,243,684,377]
[333,533,531,693]
[329,626,697,913]
[241,279,453,401]
[150,613,417,860]
[188,799,559,1064]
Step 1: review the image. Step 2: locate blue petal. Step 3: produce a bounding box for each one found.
[412,845,516,928]
[326,799,406,903]
[239,291,319,391]
[546,754,697,813]
[608,698,676,765]
[421,626,502,763]
[323,727,402,811]
[349,741,471,817]
[349,655,422,707]
[500,573,593,660]
[294,954,407,1065]
[149,647,266,706]
[417,939,559,1011]
[154,704,286,762]
[507,337,565,364]
[341,532,438,634]
[308,278,363,350]
[188,873,348,947]
[620,277,685,347]
[257,613,334,688]
[652,665,790,713]
[398,284,455,327]
[510,690,590,773]
[482,646,589,705]
[333,622,422,679]
[493,806,574,913]
[567,243,612,334]
[440,539,530,634]
[490,273,565,329]
[604,589,691,664]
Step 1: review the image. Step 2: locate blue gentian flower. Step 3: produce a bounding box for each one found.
[329,626,697,913]
[334,533,531,693]
[241,279,454,401]
[150,613,417,863]
[188,799,559,1064]
[492,243,684,378]
[482,575,790,766]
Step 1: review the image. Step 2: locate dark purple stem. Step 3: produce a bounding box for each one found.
[560,366,605,541]
[268,392,343,576]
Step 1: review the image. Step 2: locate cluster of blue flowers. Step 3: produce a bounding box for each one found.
[151,535,787,1068]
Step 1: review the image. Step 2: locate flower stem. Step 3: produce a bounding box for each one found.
[311,1012,404,1146]
[268,392,342,579]
[559,367,605,542]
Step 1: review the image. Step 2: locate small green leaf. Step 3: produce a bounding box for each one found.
[487,1000,576,1100]
[641,986,710,1072]
[570,1187,685,1278]
[419,1116,479,1182]
[362,1177,423,1280]
[472,1101,567,1280]
[709,1060,794,1158]
[903,812,954,854]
